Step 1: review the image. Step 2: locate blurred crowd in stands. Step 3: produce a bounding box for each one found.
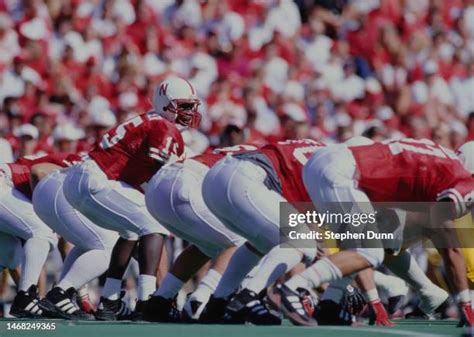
[1,0,474,161]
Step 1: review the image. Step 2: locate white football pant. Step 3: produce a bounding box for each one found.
[302,144,384,267]
[63,159,169,240]
[33,169,118,251]
[145,159,244,258]
[0,167,57,290]
[0,169,57,247]
[202,156,316,258]
[34,169,119,290]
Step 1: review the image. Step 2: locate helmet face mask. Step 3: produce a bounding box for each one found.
[153,77,202,128]
[165,98,201,128]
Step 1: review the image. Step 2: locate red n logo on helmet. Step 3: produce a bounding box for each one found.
[159,83,169,96]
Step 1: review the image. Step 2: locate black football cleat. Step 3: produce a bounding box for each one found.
[387,295,405,317]
[181,298,204,323]
[143,296,180,322]
[39,287,94,320]
[10,285,43,318]
[225,289,281,325]
[267,284,318,326]
[199,295,230,324]
[94,291,132,321]
[131,300,148,321]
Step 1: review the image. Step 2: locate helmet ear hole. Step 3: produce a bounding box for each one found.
[163,106,168,111]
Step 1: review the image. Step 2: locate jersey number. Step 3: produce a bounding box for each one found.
[100,116,143,149]
[293,146,321,165]
[387,139,458,160]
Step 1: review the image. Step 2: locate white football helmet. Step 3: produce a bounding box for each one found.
[344,136,375,147]
[153,76,201,128]
[457,141,474,174]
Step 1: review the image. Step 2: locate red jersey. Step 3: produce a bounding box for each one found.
[7,153,82,198]
[260,139,326,202]
[191,144,259,167]
[89,113,184,190]
[351,139,474,213]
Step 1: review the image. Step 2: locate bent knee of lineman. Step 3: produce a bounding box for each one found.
[354,247,384,268]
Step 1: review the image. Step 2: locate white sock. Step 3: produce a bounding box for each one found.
[213,244,261,299]
[102,277,122,300]
[364,288,380,302]
[154,273,184,299]
[373,270,408,298]
[138,274,156,301]
[58,249,110,290]
[456,289,471,304]
[246,247,302,294]
[77,285,89,299]
[191,269,221,303]
[19,238,50,291]
[286,257,342,291]
[384,251,434,292]
[183,270,221,319]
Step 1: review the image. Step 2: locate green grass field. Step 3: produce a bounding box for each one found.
[0,319,468,337]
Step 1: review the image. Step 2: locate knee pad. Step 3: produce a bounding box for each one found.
[354,247,384,268]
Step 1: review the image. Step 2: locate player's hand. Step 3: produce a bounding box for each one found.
[457,302,474,327]
[369,300,395,326]
[341,285,366,315]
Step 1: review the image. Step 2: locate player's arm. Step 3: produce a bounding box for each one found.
[148,122,185,168]
[30,163,62,190]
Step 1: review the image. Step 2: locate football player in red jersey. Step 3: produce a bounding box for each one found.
[199,139,324,324]
[62,76,201,320]
[143,144,257,322]
[273,138,474,327]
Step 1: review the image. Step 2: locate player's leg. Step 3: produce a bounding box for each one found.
[33,170,117,319]
[202,158,309,324]
[202,159,283,301]
[384,250,449,317]
[272,146,387,325]
[144,162,244,321]
[182,246,237,322]
[63,162,168,320]
[144,244,209,321]
[146,162,244,261]
[0,185,57,318]
[373,270,408,315]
